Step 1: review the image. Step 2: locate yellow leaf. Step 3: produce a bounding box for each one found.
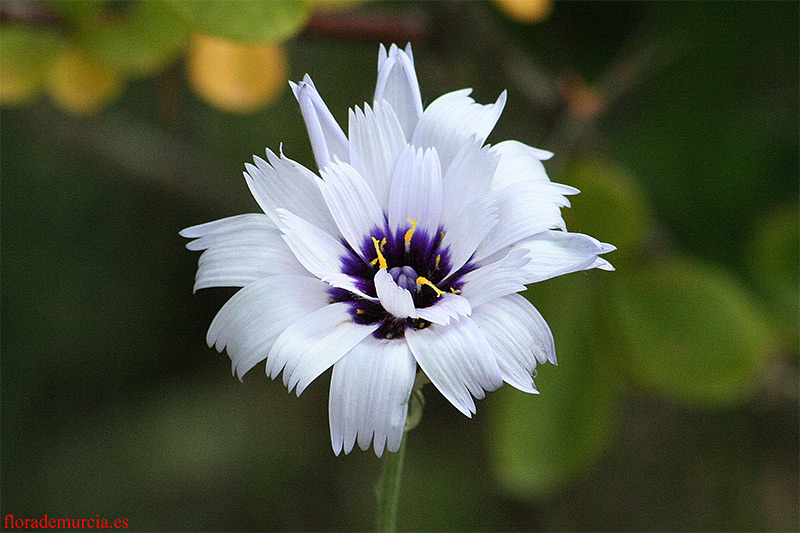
[45,45,125,115]
[187,34,287,114]
[494,0,553,23]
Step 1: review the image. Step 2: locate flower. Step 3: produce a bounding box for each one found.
[181,44,615,457]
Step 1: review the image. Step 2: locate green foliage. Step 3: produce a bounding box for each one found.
[612,258,776,406]
[490,277,618,499]
[44,0,97,20]
[745,205,799,346]
[0,23,60,73]
[563,155,778,408]
[166,0,310,43]
[611,2,799,268]
[0,24,60,103]
[564,157,653,266]
[32,380,315,530]
[490,151,782,497]
[74,1,189,76]
[9,0,310,114]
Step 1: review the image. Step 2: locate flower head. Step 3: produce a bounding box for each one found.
[181,44,615,456]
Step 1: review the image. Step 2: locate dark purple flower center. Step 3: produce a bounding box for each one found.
[328,220,473,339]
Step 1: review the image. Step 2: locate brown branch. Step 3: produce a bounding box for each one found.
[301,7,431,44]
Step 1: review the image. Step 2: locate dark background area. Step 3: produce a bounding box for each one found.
[2,1,797,530]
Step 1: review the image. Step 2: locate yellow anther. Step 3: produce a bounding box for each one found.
[371,236,388,269]
[355,308,365,314]
[449,287,461,294]
[416,276,445,298]
[435,254,441,270]
[404,218,418,244]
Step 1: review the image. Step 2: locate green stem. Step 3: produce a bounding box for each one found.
[375,433,407,532]
[375,385,425,532]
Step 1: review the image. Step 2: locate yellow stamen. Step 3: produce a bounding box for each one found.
[449,287,461,294]
[435,254,441,271]
[355,308,365,314]
[416,276,445,298]
[404,218,418,251]
[371,236,388,269]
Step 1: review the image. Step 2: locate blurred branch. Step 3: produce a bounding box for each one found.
[21,103,242,213]
[430,0,683,174]
[0,0,61,25]
[544,27,685,171]
[435,1,562,111]
[300,1,562,112]
[302,6,431,44]
[595,29,681,112]
[758,355,800,406]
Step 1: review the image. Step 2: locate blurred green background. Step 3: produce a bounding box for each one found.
[2,1,798,531]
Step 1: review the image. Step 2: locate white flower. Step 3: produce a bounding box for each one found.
[181,44,615,457]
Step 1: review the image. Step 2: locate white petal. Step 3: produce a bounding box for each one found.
[276,209,375,300]
[183,214,275,253]
[374,268,416,319]
[374,43,423,139]
[490,140,556,192]
[290,75,349,169]
[348,100,407,208]
[182,214,306,291]
[411,89,506,171]
[329,337,416,456]
[318,159,387,260]
[267,302,379,395]
[438,196,498,279]
[406,316,503,416]
[590,257,616,271]
[181,213,276,239]
[206,275,331,379]
[415,293,472,326]
[496,139,553,161]
[514,231,616,283]
[387,145,443,241]
[471,293,556,390]
[472,180,574,262]
[243,149,339,236]
[440,135,500,229]
[459,248,530,308]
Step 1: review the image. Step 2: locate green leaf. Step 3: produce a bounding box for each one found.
[563,156,653,266]
[44,0,99,20]
[59,1,189,76]
[489,276,619,499]
[45,43,126,115]
[613,258,776,406]
[609,3,797,268]
[745,204,799,345]
[0,24,60,105]
[167,0,310,43]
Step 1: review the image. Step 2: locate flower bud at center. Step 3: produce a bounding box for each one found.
[389,265,418,292]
